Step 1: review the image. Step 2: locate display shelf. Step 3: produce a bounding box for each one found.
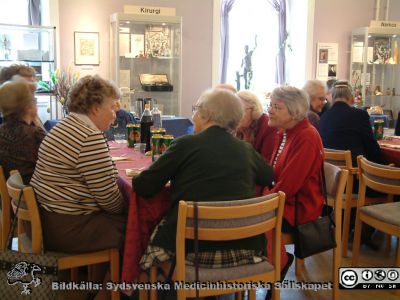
[110,13,182,116]
[0,23,57,121]
[350,25,400,124]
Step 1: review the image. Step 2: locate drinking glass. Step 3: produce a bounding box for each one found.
[135,143,146,158]
[114,127,126,142]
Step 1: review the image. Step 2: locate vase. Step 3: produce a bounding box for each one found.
[62,105,69,118]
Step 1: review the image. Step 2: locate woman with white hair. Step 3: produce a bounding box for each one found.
[263,85,325,278]
[236,90,278,162]
[0,80,45,183]
[134,88,274,270]
[303,79,327,131]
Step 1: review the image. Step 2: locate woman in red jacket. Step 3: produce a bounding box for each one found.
[235,90,278,163]
[264,85,325,284]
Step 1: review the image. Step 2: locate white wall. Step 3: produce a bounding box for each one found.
[57,0,213,118]
[312,0,400,81]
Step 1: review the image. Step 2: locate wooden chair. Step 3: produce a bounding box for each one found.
[0,166,11,249]
[352,156,400,297]
[6,171,120,300]
[324,149,357,257]
[147,192,285,300]
[283,163,348,300]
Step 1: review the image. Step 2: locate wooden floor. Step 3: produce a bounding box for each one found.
[221,234,399,300]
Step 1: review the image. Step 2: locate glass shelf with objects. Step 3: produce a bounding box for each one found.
[350,25,400,127]
[0,23,57,122]
[110,13,182,117]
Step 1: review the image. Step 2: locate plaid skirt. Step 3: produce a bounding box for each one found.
[140,218,266,270]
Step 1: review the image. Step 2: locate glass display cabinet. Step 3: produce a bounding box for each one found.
[0,23,56,121]
[110,13,182,117]
[350,26,400,126]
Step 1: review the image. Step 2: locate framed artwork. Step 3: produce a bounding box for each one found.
[145,25,171,57]
[74,32,100,65]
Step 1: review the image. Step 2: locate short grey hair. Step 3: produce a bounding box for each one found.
[303,79,326,98]
[271,85,309,121]
[0,80,36,119]
[236,90,263,120]
[331,80,353,102]
[197,88,244,131]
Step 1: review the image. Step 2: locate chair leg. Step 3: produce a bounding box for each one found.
[342,177,353,258]
[150,266,157,300]
[342,206,351,258]
[271,284,280,300]
[110,249,120,300]
[139,272,148,300]
[396,241,400,297]
[333,247,340,300]
[352,218,363,267]
[71,268,79,281]
[295,258,304,276]
[385,234,392,252]
[235,291,243,300]
[248,289,256,300]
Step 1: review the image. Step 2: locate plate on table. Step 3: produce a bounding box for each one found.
[115,140,127,144]
[112,156,133,161]
[380,143,400,149]
[125,168,144,177]
[383,135,400,141]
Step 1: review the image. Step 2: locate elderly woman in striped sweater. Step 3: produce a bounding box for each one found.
[30,75,127,254]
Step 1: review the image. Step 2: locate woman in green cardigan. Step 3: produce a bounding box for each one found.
[133,87,274,270]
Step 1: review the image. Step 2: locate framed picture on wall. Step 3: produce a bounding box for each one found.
[74,32,100,65]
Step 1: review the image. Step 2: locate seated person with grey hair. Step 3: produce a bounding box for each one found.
[320,80,384,249]
[235,90,278,163]
[0,64,44,129]
[263,85,325,278]
[318,79,337,116]
[31,75,126,254]
[0,79,45,183]
[303,79,327,132]
[320,80,383,166]
[134,88,274,271]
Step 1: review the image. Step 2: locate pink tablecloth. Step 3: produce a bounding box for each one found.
[379,138,400,167]
[109,142,171,282]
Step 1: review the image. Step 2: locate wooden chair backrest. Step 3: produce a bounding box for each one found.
[6,171,43,254]
[324,148,354,170]
[357,155,400,198]
[175,192,285,281]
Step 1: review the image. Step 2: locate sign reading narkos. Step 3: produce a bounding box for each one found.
[370,20,400,28]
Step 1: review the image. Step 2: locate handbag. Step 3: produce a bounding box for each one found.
[293,164,337,259]
[0,190,60,299]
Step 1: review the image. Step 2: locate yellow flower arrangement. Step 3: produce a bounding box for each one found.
[51,64,79,107]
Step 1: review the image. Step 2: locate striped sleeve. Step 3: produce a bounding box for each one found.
[77,132,124,214]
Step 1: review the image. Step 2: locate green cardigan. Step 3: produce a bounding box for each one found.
[133,126,274,253]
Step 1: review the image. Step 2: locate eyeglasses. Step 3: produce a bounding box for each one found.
[317,96,327,101]
[192,104,201,113]
[267,103,284,111]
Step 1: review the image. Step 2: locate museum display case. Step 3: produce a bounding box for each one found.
[350,25,400,125]
[110,13,182,116]
[0,23,57,121]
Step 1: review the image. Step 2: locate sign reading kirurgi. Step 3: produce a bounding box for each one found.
[123,5,176,16]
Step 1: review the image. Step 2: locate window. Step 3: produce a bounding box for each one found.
[222,0,310,107]
[226,0,279,97]
[0,0,29,25]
